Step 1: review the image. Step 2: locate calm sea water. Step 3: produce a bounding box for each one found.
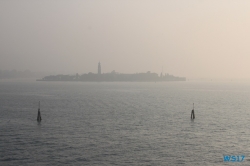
[1,80,250,165]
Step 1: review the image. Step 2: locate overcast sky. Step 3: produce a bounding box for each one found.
[1,0,250,79]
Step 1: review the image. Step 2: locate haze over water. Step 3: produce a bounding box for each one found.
[1,1,250,80]
[1,80,250,165]
[1,1,250,165]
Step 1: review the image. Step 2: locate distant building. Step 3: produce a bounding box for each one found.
[98,62,101,74]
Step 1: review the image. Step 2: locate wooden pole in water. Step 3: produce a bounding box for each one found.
[191,103,195,119]
[193,103,195,119]
[37,101,42,122]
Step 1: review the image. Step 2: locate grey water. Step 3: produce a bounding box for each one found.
[1,80,250,165]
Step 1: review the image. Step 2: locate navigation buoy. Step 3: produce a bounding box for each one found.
[191,103,195,119]
[37,101,42,122]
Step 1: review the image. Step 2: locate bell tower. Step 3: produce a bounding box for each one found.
[98,62,101,74]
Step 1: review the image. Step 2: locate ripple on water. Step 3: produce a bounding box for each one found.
[1,81,250,165]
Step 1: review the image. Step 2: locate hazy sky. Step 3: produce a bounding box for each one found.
[1,0,250,79]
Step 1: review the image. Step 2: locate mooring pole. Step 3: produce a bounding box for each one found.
[37,101,42,122]
[191,103,195,119]
[193,103,195,119]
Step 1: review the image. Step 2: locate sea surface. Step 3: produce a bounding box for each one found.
[1,80,250,165]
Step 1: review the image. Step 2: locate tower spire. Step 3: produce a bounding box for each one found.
[98,62,101,74]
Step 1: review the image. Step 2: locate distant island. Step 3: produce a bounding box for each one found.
[0,69,48,79]
[37,62,186,82]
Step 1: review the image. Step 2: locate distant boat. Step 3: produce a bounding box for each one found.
[37,101,42,122]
